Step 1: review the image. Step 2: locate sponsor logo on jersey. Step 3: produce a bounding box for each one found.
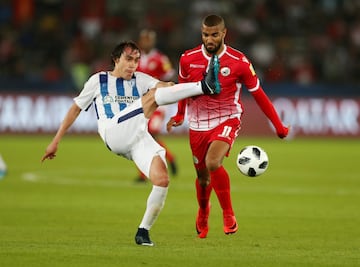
[190,64,206,69]
[103,95,139,104]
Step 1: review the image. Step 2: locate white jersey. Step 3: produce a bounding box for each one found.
[74,71,159,139]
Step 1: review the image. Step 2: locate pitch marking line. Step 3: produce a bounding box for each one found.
[21,172,358,196]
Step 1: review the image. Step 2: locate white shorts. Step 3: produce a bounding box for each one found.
[103,99,166,178]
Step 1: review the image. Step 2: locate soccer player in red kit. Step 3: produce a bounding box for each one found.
[136,29,178,182]
[167,14,289,238]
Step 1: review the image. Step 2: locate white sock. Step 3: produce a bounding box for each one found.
[154,82,203,105]
[139,185,168,230]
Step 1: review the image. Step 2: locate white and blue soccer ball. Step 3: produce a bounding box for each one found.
[236,145,269,177]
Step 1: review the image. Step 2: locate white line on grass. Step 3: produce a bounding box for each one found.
[21,172,359,196]
[22,172,135,188]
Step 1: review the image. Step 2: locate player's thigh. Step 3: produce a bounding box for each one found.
[131,132,166,178]
[190,118,240,169]
[206,140,230,164]
[207,117,240,158]
[105,123,144,156]
[189,130,209,170]
[105,106,147,156]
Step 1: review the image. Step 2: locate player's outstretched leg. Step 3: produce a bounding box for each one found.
[201,54,221,95]
[148,57,221,114]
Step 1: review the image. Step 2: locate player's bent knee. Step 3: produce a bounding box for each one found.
[149,155,169,186]
[151,175,169,187]
[205,158,221,171]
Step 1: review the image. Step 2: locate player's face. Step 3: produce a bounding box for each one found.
[201,24,226,55]
[114,47,141,80]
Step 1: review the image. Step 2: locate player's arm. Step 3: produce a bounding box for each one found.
[242,60,288,138]
[41,103,81,162]
[251,87,289,138]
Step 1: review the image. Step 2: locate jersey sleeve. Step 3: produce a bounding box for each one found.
[73,74,98,111]
[240,56,261,92]
[178,54,188,83]
[135,72,160,95]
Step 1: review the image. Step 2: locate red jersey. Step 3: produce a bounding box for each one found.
[137,49,175,81]
[179,44,261,131]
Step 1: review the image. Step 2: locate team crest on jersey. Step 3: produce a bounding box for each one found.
[103,95,114,104]
[221,67,230,77]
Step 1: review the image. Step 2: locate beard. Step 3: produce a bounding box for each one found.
[204,42,221,54]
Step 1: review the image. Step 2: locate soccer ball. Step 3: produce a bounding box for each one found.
[236,145,269,177]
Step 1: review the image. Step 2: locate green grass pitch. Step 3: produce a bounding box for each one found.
[0,134,359,267]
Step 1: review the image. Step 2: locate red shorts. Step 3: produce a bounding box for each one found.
[189,118,241,170]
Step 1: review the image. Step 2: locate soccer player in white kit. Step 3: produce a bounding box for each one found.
[41,41,221,246]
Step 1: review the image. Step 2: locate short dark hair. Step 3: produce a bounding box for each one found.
[202,14,225,28]
[110,41,140,66]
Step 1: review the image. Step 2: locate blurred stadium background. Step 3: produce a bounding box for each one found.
[0,0,359,137]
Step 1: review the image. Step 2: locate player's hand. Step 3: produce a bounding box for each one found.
[277,125,290,139]
[41,142,58,162]
[166,114,184,132]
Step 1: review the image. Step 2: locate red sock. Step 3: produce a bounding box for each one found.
[195,179,212,210]
[210,166,234,216]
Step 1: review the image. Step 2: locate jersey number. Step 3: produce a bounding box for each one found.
[219,126,232,138]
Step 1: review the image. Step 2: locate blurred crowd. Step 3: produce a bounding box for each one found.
[1,0,360,93]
